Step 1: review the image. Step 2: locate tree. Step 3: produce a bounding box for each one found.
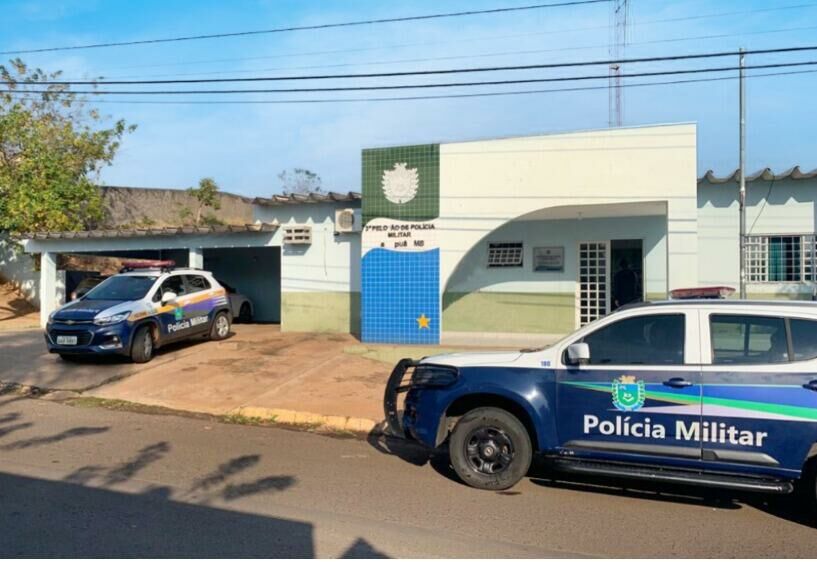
[0,58,135,233]
[278,168,323,196]
[184,177,223,226]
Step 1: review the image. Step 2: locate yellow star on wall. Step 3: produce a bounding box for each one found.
[416,313,431,329]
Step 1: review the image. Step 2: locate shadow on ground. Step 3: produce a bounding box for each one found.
[369,429,817,530]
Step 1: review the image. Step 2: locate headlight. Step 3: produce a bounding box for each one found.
[411,365,458,388]
[93,311,131,326]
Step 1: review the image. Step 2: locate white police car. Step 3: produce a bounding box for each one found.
[46,261,232,363]
[386,295,817,502]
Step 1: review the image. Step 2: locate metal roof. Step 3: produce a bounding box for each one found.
[24,222,278,241]
[698,166,817,184]
[253,191,361,207]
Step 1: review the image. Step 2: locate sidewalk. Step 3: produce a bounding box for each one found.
[87,325,513,432]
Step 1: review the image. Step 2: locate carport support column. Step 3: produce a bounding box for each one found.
[40,251,58,328]
[189,247,204,270]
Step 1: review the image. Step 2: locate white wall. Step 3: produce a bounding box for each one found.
[0,234,40,307]
[446,215,668,297]
[697,179,817,295]
[438,123,699,296]
[253,202,361,294]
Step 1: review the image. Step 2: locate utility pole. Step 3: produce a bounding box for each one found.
[739,48,747,299]
[608,0,628,127]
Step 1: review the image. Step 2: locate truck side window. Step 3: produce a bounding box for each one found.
[789,318,817,361]
[710,314,788,365]
[582,314,685,365]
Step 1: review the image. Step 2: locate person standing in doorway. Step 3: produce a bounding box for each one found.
[613,258,639,309]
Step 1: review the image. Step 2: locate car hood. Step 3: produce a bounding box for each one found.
[419,350,523,367]
[52,300,126,321]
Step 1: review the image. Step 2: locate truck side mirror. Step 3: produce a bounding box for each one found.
[161,291,178,305]
[567,342,590,366]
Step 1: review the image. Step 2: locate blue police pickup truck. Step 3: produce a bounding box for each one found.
[46,262,232,363]
[384,299,817,503]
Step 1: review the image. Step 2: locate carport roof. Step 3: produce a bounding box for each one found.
[253,191,361,206]
[698,165,817,184]
[24,222,279,241]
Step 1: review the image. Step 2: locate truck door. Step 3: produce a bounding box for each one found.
[556,310,704,464]
[701,313,817,475]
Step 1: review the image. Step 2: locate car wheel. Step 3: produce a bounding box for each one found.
[238,302,252,323]
[448,407,532,490]
[210,311,231,341]
[130,325,154,363]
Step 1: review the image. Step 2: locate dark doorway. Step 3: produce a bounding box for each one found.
[611,239,643,311]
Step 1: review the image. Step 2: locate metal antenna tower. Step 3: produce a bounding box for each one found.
[608,0,629,127]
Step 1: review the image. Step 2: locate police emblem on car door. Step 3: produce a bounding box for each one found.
[556,311,704,463]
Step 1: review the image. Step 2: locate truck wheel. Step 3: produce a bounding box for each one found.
[130,325,154,363]
[238,303,252,323]
[210,311,231,341]
[449,407,532,490]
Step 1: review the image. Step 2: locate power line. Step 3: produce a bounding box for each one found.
[9,60,817,95]
[74,1,817,75]
[24,45,817,88]
[91,24,817,82]
[8,68,817,105]
[0,0,610,55]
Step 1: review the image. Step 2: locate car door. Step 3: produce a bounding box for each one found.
[556,309,704,465]
[700,312,817,476]
[182,274,215,336]
[153,274,189,342]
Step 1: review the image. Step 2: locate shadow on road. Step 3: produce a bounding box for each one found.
[0,426,109,451]
[0,471,316,557]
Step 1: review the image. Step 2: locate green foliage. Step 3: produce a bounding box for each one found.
[184,176,222,225]
[0,58,135,233]
[278,168,323,196]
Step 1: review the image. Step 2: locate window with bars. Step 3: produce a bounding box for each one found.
[745,234,817,283]
[487,242,523,267]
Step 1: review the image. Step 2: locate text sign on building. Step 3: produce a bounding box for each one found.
[533,246,565,272]
[361,145,440,344]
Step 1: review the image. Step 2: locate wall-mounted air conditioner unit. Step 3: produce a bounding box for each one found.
[283,225,312,244]
[334,208,360,234]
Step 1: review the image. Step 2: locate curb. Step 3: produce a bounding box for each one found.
[231,405,385,435]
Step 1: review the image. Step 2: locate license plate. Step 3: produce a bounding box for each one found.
[56,335,78,345]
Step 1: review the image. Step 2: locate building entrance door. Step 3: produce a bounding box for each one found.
[611,239,644,311]
[577,241,609,327]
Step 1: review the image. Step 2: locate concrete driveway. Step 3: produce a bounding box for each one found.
[0,328,228,392]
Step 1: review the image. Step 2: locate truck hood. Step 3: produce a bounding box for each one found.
[420,351,523,367]
[52,300,127,322]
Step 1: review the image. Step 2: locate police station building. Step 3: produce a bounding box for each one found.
[21,123,817,345]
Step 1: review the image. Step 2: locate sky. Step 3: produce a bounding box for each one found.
[1,0,816,197]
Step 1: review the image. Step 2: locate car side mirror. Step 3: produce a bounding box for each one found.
[161,291,178,305]
[567,343,590,366]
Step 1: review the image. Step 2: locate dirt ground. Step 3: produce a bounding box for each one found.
[0,282,39,331]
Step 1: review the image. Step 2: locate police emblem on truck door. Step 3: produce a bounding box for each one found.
[612,375,646,411]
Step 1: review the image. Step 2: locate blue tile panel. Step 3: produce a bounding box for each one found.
[361,247,440,344]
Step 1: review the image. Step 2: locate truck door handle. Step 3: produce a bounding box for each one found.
[663,377,693,388]
[803,380,817,392]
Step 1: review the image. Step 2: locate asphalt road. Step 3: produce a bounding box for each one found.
[1,396,816,558]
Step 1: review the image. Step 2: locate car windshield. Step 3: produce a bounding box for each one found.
[83,275,157,301]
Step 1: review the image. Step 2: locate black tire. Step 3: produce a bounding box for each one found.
[238,302,252,324]
[209,311,231,341]
[448,407,532,490]
[130,325,154,363]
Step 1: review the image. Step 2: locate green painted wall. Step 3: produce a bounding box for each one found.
[281,292,360,334]
[443,291,575,334]
[362,144,439,225]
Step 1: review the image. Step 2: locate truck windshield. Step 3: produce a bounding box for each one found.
[83,275,157,301]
